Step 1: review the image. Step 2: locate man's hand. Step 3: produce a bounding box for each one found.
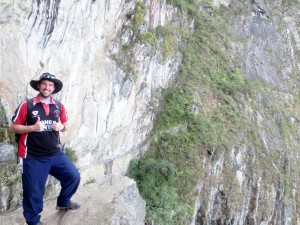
[52,118,64,131]
[32,117,45,132]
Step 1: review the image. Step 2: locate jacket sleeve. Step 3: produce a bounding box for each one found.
[11,101,28,125]
[60,103,68,124]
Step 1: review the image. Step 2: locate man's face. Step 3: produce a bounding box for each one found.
[37,79,55,98]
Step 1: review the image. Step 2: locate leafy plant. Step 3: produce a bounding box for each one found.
[127,0,256,224]
[64,147,77,162]
[84,176,96,185]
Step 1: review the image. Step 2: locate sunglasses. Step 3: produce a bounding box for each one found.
[40,73,56,80]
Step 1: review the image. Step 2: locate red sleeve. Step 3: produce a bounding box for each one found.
[11,101,28,125]
[60,103,68,124]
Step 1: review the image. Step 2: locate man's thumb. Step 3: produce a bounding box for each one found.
[37,117,40,122]
[58,117,61,123]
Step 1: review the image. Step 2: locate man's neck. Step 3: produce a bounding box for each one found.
[38,94,51,103]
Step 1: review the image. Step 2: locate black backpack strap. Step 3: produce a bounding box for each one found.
[15,97,34,164]
[27,97,61,112]
[15,98,34,141]
[53,99,61,112]
[27,98,61,117]
[26,98,35,116]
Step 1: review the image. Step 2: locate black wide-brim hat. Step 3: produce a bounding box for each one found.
[30,72,63,94]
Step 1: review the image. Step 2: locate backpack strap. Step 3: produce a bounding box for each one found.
[15,97,35,163]
[53,99,61,112]
[15,97,62,163]
[26,97,61,114]
[26,98,35,117]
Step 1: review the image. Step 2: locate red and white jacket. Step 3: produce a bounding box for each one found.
[11,95,68,159]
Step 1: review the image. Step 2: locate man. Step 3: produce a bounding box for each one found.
[10,72,81,225]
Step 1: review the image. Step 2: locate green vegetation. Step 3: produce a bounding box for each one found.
[131,1,147,34]
[84,176,96,186]
[0,100,21,211]
[0,102,8,128]
[0,100,16,145]
[64,147,78,162]
[0,163,22,211]
[126,0,255,224]
[127,0,300,224]
[116,1,181,80]
[0,164,21,187]
[0,0,298,221]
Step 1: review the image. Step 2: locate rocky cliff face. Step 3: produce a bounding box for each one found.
[190,0,300,224]
[0,0,179,214]
[1,0,180,175]
[2,0,300,224]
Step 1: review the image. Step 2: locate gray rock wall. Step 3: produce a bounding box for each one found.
[189,0,300,224]
[0,0,180,218]
[2,0,300,224]
[0,0,180,183]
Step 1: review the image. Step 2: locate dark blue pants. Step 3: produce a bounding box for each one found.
[22,152,80,225]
